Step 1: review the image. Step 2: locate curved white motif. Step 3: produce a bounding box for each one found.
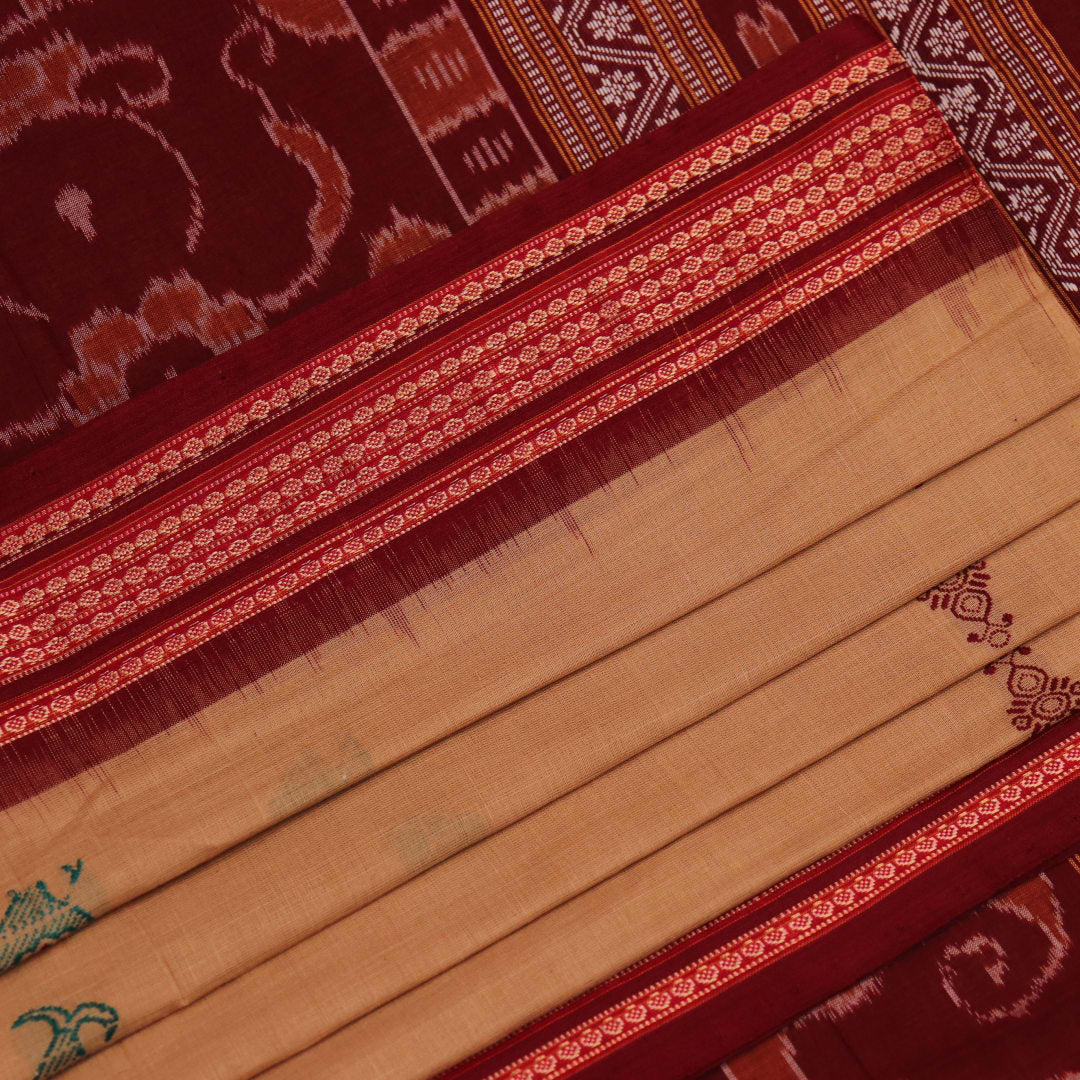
[938,880,1069,1023]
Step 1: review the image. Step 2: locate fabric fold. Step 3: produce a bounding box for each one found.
[9,397,1080,1076]
[3,227,1074,989]
[2,14,1079,1080]
[120,606,1080,1080]
[428,707,1080,1080]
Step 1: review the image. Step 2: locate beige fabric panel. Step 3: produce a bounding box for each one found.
[251,616,1080,1080]
[67,604,1080,1080]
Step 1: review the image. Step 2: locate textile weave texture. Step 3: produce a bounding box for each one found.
[0,9,1079,1080]
[719,845,1080,1079]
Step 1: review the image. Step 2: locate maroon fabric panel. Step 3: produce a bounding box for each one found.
[715,843,1080,1079]
[0,0,556,463]
[1024,0,1080,72]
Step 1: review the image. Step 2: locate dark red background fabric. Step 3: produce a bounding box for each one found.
[0,0,558,462]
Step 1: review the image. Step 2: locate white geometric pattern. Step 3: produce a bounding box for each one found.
[551,0,682,139]
[867,0,1080,294]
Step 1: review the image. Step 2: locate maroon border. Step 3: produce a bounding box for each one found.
[0,201,1015,808]
[0,16,1012,805]
[1,144,977,703]
[1027,0,1080,73]
[0,60,920,579]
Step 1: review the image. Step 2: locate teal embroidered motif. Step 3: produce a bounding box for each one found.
[267,739,373,819]
[0,863,92,974]
[13,1003,118,1079]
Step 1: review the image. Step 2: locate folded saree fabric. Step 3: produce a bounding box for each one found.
[424,714,1080,1080]
[2,7,1080,1080]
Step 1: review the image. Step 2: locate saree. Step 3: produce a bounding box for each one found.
[0,4,1079,1080]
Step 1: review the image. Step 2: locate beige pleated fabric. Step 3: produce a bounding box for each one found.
[12,446,1080,1074]
[65,608,1080,1080]
[0,245,1070,1080]
[4,247,1073,915]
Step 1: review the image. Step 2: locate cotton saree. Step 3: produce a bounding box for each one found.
[1,4,1079,1080]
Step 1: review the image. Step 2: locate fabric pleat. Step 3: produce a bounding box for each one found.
[2,13,1079,1080]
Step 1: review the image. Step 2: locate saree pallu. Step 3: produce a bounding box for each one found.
[1,12,1079,1080]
